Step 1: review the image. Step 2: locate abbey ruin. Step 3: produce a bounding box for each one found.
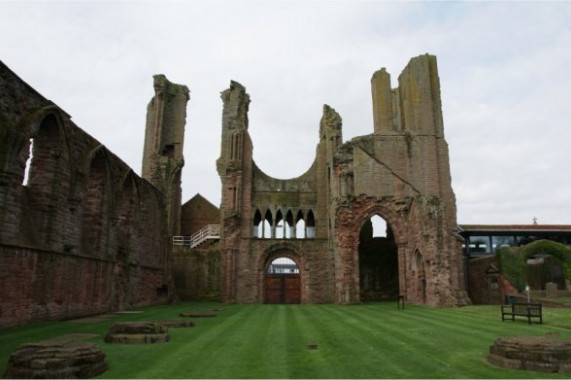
[0,54,469,328]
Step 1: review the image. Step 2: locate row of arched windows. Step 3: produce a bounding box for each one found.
[253,208,316,239]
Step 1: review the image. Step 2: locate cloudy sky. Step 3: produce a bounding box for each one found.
[2,1,570,224]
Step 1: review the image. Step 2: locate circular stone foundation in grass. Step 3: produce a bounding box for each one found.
[488,337,571,373]
[104,322,169,344]
[179,312,216,318]
[2,340,107,379]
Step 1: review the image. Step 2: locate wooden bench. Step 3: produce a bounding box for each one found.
[501,303,542,324]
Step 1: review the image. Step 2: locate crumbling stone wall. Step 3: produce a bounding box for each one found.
[217,81,336,304]
[173,245,221,300]
[217,55,469,306]
[142,75,188,238]
[0,61,177,328]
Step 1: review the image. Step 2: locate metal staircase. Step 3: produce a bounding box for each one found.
[173,224,220,248]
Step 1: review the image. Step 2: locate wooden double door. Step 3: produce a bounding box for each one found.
[264,274,301,304]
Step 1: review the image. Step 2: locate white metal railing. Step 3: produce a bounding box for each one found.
[173,224,220,248]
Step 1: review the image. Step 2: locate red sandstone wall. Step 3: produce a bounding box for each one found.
[0,60,172,328]
[173,245,221,300]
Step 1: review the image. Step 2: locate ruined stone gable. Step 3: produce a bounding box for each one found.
[217,54,469,306]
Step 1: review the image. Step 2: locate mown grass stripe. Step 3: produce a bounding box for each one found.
[2,302,571,379]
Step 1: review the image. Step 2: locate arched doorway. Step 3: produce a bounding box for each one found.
[359,215,399,301]
[264,256,301,304]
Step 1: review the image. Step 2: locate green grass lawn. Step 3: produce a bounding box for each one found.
[1,302,571,378]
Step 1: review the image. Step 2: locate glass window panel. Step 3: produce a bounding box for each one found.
[492,236,515,252]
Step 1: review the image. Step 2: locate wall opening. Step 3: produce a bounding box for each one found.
[22,138,34,186]
[359,214,399,301]
[253,209,262,238]
[162,144,175,158]
[285,210,294,238]
[263,210,273,238]
[264,255,301,304]
[371,214,387,237]
[275,210,284,239]
[295,210,305,238]
[307,210,316,238]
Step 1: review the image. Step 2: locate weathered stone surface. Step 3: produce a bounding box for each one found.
[488,337,571,373]
[104,322,170,344]
[2,340,107,379]
[216,54,468,306]
[0,60,182,328]
[142,74,189,239]
[173,245,221,301]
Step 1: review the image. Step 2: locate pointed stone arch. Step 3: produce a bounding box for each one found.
[116,170,141,260]
[263,209,273,238]
[285,209,294,239]
[82,145,113,259]
[275,209,285,238]
[306,209,316,238]
[358,212,399,301]
[252,209,262,238]
[335,195,408,304]
[16,107,71,247]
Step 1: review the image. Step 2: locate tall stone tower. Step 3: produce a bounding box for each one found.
[142,75,189,237]
[216,81,253,303]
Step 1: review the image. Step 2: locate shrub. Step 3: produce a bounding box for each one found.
[496,246,527,292]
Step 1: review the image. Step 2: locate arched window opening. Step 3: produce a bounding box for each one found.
[253,209,262,238]
[359,215,398,301]
[295,210,305,239]
[267,257,299,274]
[23,114,63,246]
[22,138,34,186]
[296,219,306,239]
[275,210,284,239]
[285,210,294,239]
[371,215,387,238]
[263,210,273,239]
[24,114,60,189]
[306,210,316,238]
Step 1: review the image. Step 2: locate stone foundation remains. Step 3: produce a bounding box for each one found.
[488,336,571,373]
[2,340,107,379]
[104,322,170,344]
